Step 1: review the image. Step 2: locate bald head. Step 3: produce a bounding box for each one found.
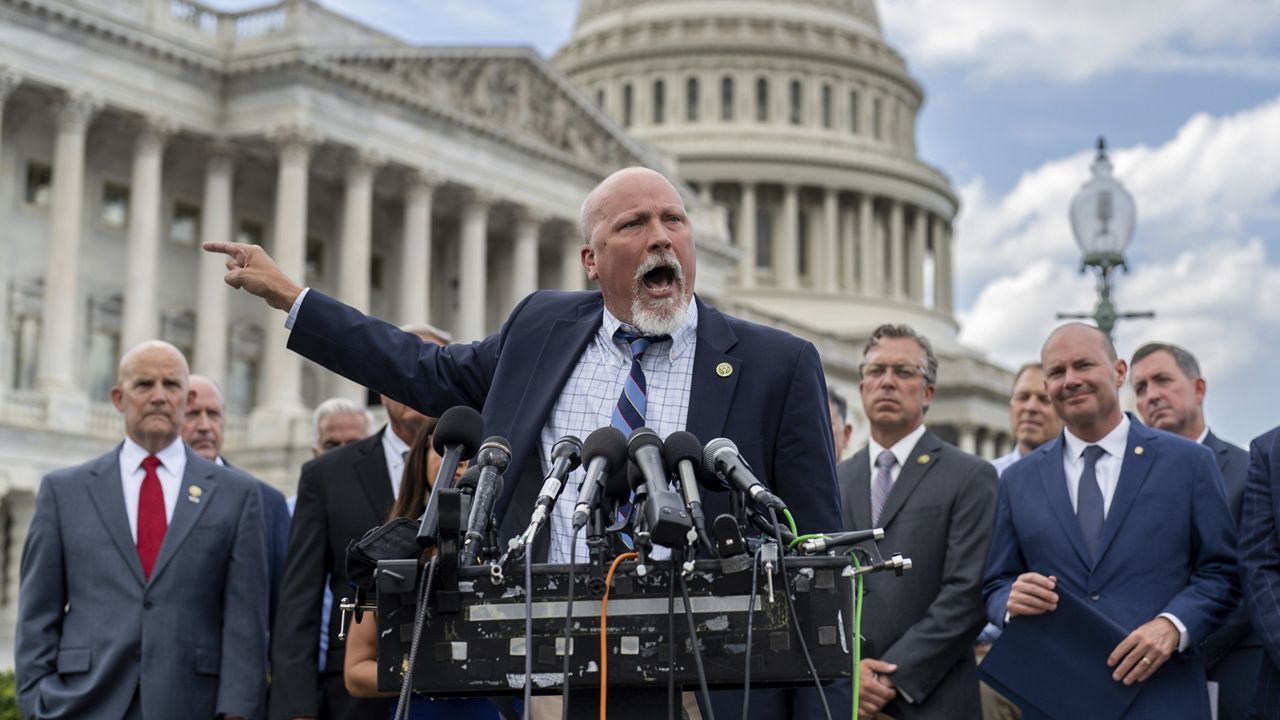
[183,375,226,461]
[112,341,194,454]
[579,167,681,247]
[1042,322,1117,362]
[1040,322,1127,442]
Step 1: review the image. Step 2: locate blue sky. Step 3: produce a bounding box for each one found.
[215,0,1280,445]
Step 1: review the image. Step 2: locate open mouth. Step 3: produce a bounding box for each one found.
[642,264,676,291]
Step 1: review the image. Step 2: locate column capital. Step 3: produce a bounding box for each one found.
[53,91,101,133]
[133,114,177,148]
[405,168,445,193]
[0,67,21,104]
[205,136,238,163]
[267,122,321,152]
[344,147,385,175]
[562,222,585,247]
[513,206,545,230]
[460,188,498,210]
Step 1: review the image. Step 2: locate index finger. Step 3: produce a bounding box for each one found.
[202,241,251,257]
[1017,572,1057,590]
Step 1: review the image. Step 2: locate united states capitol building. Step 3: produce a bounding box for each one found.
[0,0,1014,663]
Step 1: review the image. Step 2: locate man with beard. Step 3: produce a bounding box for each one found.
[983,324,1238,718]
[205,166,842,719]
[1130,342,1255,720]
[838,324,997,719]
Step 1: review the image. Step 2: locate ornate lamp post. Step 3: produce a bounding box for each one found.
[1057,137,1153,339]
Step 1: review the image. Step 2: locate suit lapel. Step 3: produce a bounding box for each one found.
[1038,435,1092,568]
[846,452,872,531]
[685,298,740,444]
[876,431,943,529]
[1095,420,1157,565]
[148,449,218,584]
[1205,431,1231,478]
[355,430,395,524]
[86,445,147,587]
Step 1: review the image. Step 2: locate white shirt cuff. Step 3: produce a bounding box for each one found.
[284,287,310,330]
[1157,612,1190,652]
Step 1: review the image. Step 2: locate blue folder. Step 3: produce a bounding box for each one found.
[979,589,1142,720]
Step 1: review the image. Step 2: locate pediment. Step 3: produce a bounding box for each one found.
[317,49,647,172]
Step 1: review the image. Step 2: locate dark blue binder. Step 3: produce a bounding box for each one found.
[979,589,1142,720]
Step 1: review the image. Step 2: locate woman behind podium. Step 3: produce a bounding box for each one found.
[343,423,512,720]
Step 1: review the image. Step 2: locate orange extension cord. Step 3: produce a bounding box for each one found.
[599,551,639,719]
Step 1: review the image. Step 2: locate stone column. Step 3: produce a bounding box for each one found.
[698,181,713,207]
[820,188,839,292]
[840,204,856,292]
[980,432,997,460]
[958,425,977,455]
[560,226,587,291]
[458,191,492,342]
[36,92,100,394]
[888,199,905,300]
[777,184,799,289]
[398,170,439,325]
[121,116,174,350]
[511,208,541,313]
[858,193,878,297]
[259,125,316,414]
[934,216,953,314]
[193,141,236,382]
[333,149,382,402]
[908,208,927,305]
[0,70,21,170]
[737,183,756,288]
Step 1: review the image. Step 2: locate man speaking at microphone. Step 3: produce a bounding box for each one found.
[205,166,843,719]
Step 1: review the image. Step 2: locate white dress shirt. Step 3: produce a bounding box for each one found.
[866,423,928,488]
[119,436,186,543]
[382,426,409,500]
[1060,414,1188,651]
[991,447,1023,477]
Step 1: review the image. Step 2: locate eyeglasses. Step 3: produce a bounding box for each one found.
[859,363,928,382]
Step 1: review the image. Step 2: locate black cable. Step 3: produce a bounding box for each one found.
[677,547,715,720]
[561,527,581,720]
[395,556,439,720]
[523,546,534,720]
[741,545,763,720]
[767,507,832,720]
[668,552,678,720]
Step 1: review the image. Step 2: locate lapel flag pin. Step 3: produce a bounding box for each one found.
[716,362,733,378]
[917,454,931,465]
[1134,446,1144,456]
[188,485,203,503]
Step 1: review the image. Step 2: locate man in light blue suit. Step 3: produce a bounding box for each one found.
[16,341,269,719]
[983,323,1238,718]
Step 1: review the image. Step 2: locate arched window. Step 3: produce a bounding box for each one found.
[622,83,634,127]
[821,84,833,128]
[595,88,605,109]
[653,79,666,124]
[872,96,883,140]
[848,90,860,133]
[755,77,769,122]
[686,77,699,122]
[721,76,734,121]
[789,80,803,125]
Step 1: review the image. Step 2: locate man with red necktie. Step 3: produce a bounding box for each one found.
[16,340,268,719]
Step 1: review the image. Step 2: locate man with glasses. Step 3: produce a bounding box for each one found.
[837,324,997,719]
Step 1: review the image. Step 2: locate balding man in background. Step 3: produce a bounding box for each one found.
[17,341,267,719]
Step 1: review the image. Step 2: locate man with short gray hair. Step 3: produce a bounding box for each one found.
[310,398,375,457]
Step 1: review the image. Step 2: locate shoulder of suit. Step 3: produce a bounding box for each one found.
[298,429,384,478]
[925,434,997,477]
[42,448,117,486]
[197,455,260,493]
[717,309,808,352]
[513,289,602,317]
[1142,425,1213,461]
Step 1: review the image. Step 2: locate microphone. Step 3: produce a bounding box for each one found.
[798,528,885,554]
[459,437,512,566]
[627,429,692,548]
[417,406,485,547]
[454,464,481,526]
[663,431,713,554]
[702,438,788,512]
[514,435,583,548]
[571,427,628,531]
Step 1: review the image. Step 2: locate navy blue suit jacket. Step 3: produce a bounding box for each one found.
[287,289,842,540]
[984,417,1239,717]
[1241,426,1280,718]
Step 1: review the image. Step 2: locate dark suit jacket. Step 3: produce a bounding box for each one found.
[1200,431,1257,669]
[224,457,291,622]
[985,418,1239,717]
[269,429,395,720]
[1241,426,1280,718]
[838,429,997,719]
[16,446,268,719]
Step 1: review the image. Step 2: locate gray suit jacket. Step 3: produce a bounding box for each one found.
[16,445,269,719]
[837,429,997,720]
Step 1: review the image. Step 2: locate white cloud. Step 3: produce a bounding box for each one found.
[879,0,1280,82]
[956,95,1280,443]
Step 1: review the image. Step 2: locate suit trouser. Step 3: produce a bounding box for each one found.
[322,671,392,720]
[1209,646,1264,720]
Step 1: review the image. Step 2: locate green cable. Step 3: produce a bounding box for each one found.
[782,508,799,537]
[851,551,863,720]
[787,533,829,550]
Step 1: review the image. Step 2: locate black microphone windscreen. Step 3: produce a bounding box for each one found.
[432,406,485,456]
[662,431,703,475]
[604,462,632,500]
[582,426,628,470]
[455,465,482,492]
[626,460,645,492]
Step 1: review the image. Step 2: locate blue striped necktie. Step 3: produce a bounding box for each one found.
[610,329,669,545]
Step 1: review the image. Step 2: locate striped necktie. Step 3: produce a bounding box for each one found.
[870,449,896,527]
[610,329,669,546]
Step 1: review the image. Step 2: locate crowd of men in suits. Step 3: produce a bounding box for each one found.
[13,164,1280,720]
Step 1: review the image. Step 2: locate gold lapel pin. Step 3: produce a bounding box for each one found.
[715,362,733,378]
[917,454,931,465]
[1134,446,1144,456]
[187,485,203,503]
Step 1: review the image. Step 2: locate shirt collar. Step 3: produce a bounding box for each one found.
[121,435,187,473]
[1063,413,1130,461]
[868,423,928,470]
[382,425,410,459]
[1196,427,1210,444]
[600,297,699,362]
